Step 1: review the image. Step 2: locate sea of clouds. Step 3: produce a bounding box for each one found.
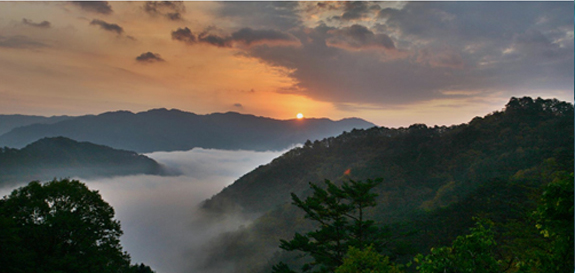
[1,148,286,273]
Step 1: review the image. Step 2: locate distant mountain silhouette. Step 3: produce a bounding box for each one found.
[0,137,165,185]
[0,109,375,152]
[0,114,72,135]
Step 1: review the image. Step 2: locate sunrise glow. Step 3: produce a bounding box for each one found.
[296,113,304,119]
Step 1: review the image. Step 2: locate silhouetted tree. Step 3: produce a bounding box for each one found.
[0,179,139,272]
[273,179,384,273]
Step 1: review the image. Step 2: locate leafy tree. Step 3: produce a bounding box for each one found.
[0,179,139,273]
[514,172,574,272]
[414,218,501,273]
[129,263,156,273]
[273,178,384,273]
[335,245,402,273]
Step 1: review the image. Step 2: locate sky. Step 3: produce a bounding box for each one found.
[0,1,573,127]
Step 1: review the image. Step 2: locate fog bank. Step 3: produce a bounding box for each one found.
[81,148,285,273]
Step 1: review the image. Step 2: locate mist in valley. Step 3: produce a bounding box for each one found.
[1,148,286,273]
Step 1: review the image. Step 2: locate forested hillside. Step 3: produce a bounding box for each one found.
[0,137,166,185]
[199,97,573,272]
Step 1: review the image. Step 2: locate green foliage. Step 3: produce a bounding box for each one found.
[198,97,573,273]
[336,245,402,273]
[129,263,156,273]
[274,179,384,273]
[415,218,501,273]
[0,179,153,273]
[514,172,574,272]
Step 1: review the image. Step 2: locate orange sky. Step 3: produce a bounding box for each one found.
[0,1,572,127]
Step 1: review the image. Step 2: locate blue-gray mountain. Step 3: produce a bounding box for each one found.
[0,114,72,135]
[0,137,165,185]
[0,109,375,153]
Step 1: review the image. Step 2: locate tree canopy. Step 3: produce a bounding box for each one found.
[273,179,389,273]
[0,179,153,273]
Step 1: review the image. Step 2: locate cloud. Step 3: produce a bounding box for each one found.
[136,52,165,63]
[171,27,196,44]
[71,148,285,273]
[326,24,394,50]
[143,1,185,21]
[22,18,51,28]
[230,28,300,47]
[229,2,573,108]
[417,47,464,69]
[0,35,48,49]
[332,1,381,21]
[216,2,301,30]
[198,31,231,48]
[90,19,123,35]
[71,1,113,15]
[172,27,299,48]
[233,103,243,109]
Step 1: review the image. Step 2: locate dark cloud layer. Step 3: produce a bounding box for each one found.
[216,2,302,30]
[231,28,299,46]
[333,1,381,21]
[172,27,299,48]
[171,27,196,44]
[326,24,394,50]
[71,1,113,15]
[226,2,573,107]
[136,52,165,63]
[143,1,185,21]
[90,19,123,35]
[22,18,51,28]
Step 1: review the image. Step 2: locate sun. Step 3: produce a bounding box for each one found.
[296,113,304,119]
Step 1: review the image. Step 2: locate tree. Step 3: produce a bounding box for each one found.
[414,218,501,273]
[273,178,384,273]
[517,172,574,272]
[0,179,133,273]
[335,245,402,273]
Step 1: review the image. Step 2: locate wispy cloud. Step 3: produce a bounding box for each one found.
[143,1,185,21]
[71,1,113,15]
[136,52,165,63]
[90,19,123,35]
[0,35,47,49]
[22,18,51,28]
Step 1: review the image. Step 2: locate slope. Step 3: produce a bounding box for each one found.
[0,136,166,185]
[198,97,574,272]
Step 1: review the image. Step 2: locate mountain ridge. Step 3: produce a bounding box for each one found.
[197,97,574,272]
[0,109,376,153]
[0,136,166,185]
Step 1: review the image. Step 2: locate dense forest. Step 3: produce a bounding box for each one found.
[0,137,166,185]
[0,97,571,273]
[200,97,574,272]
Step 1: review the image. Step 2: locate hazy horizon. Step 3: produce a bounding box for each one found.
[1,2,572,128]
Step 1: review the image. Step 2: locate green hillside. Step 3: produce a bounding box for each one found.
[199,97,574,272]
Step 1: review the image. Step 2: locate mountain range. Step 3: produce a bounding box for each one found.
[0,137,165,185]
[198,97,574,272]
[0,109,375,153]
[0,114,71,135]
